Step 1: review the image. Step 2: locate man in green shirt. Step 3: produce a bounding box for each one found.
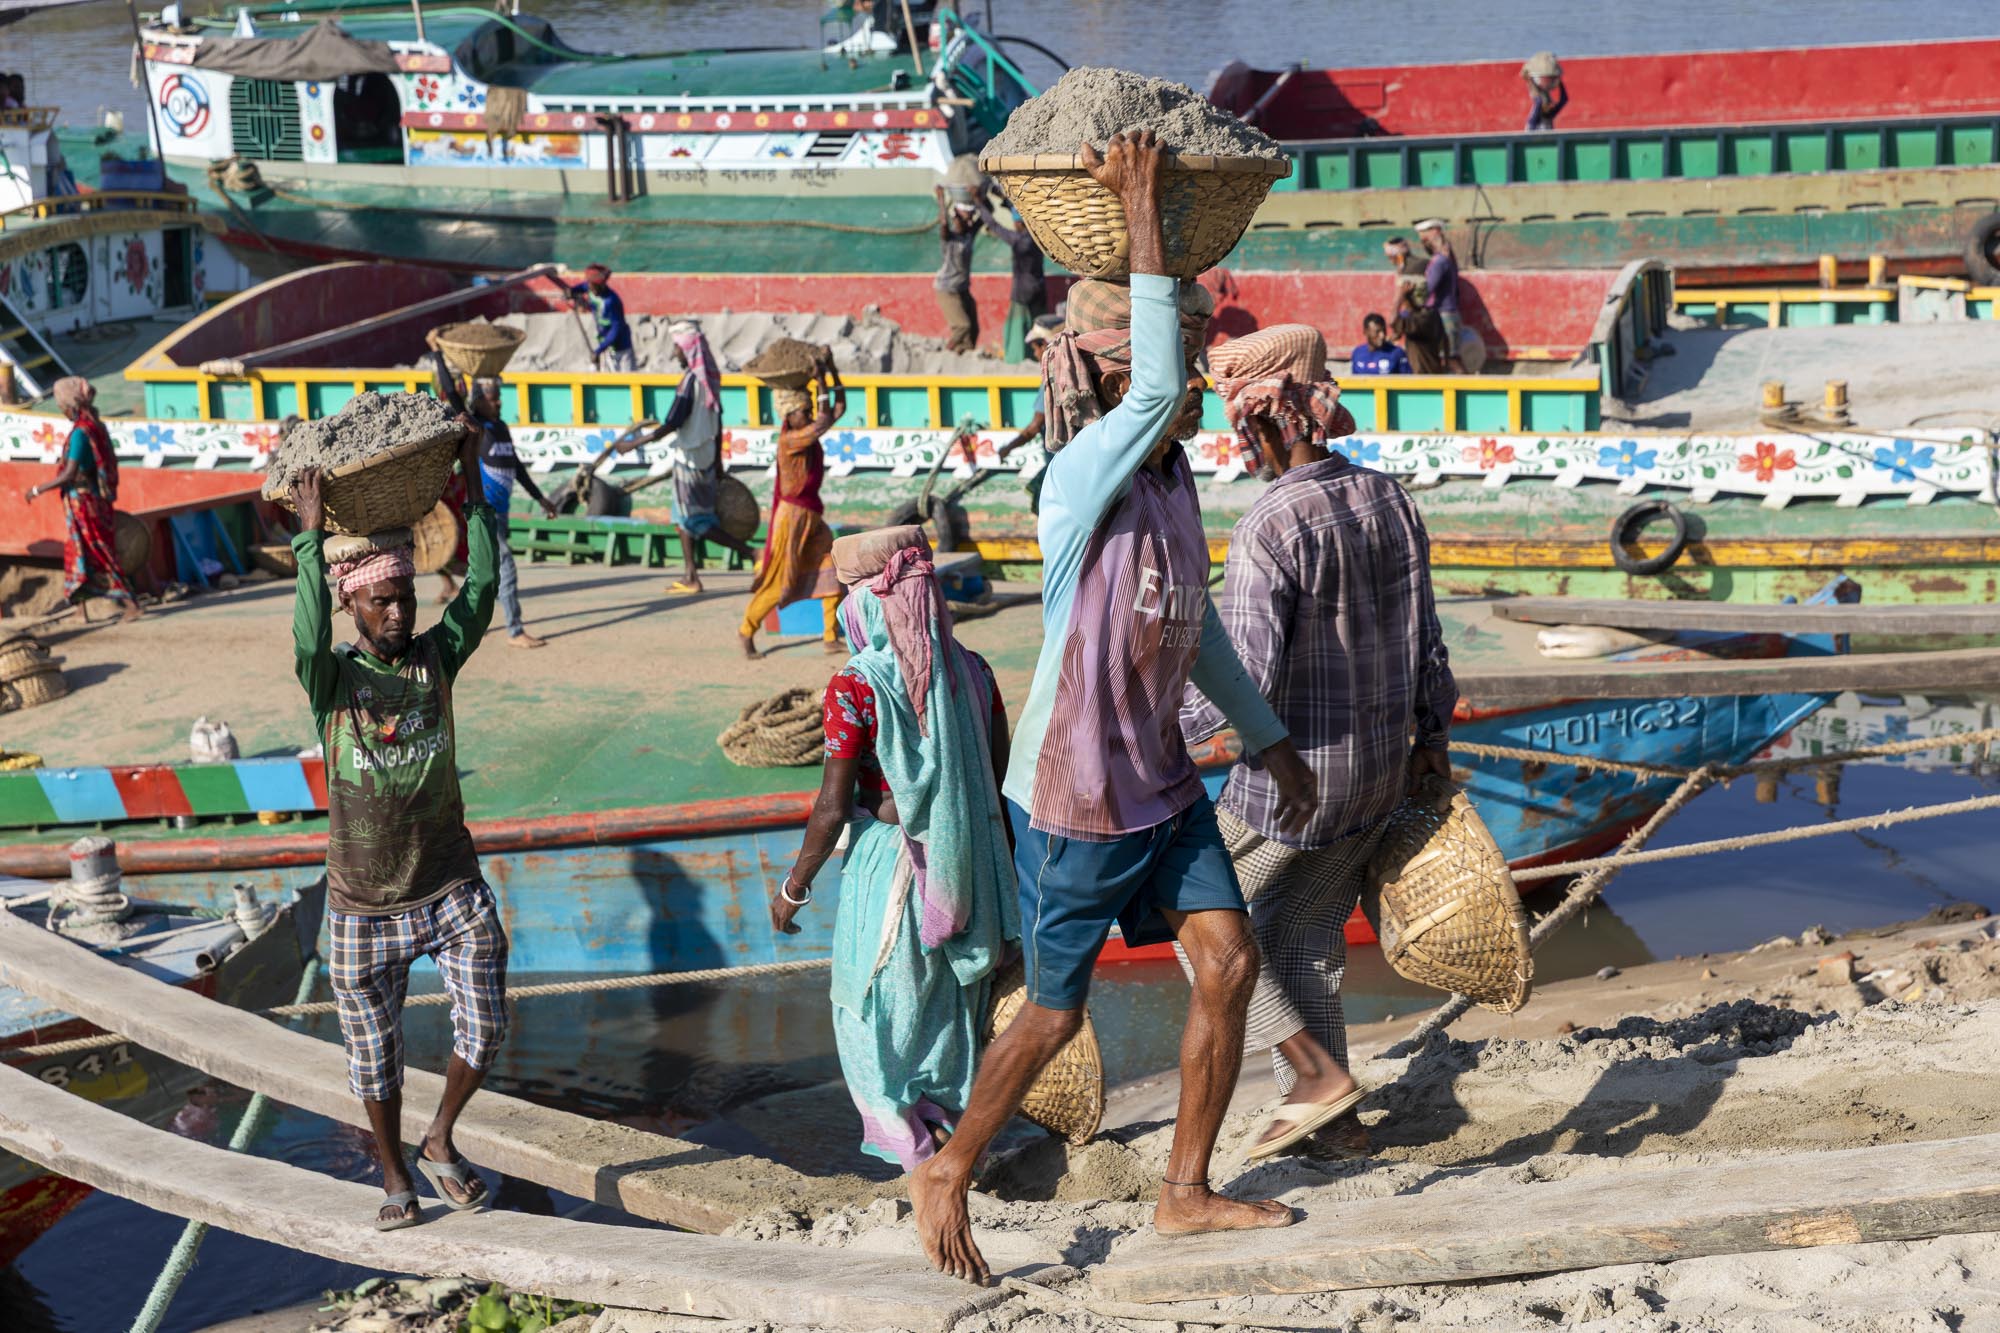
[291,425,507,1231]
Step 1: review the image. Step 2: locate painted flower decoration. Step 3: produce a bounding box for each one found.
[1736,441,1797,483]
[123,239,149,293]
[581,428,622,452]
[1871,440,1935,483]
[243,425,281,453]
[414,76,441,106]
[1337,438,1382,465]
[1596,440,1657,477]
[824,431,870,465]
[31,421,60,447]
[767,145,793,158]
[134,423,176,452]
[1462,438,1515,470]
[455,84,487,109]
[720,430,743,461]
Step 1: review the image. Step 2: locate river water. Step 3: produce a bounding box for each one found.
[3,2,1999,1327]
[3,1,1997,135]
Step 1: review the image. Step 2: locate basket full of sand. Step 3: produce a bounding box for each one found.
[428,320,526,380]
[742,337,830,389]
[978,67,1291,281]
[262,392,466,537]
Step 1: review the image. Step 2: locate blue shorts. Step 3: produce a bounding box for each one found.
[1008,794,1246,1010]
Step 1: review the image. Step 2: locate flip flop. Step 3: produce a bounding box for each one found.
[374,1190,423,1231]
[416,1153,490,1212]
[1244,1085,1371,1163]
[665,581,702,595]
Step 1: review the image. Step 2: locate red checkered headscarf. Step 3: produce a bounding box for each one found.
[1208,324,1353,469]
[330,548,416,595]
[1040,279,1214,451]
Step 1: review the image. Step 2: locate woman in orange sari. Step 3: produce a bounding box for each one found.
[21,377,140,621]
[739,355,847,659]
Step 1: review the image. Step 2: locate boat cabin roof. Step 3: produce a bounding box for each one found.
[489,47,920,100]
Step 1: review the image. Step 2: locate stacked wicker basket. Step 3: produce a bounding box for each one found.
[0,628,66,713]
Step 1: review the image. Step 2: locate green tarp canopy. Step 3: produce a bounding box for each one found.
[191,19,401,81]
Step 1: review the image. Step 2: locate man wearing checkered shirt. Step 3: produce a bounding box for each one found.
[289,425,507,1232]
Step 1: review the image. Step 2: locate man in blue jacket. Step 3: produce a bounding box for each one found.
[570,263,635,372]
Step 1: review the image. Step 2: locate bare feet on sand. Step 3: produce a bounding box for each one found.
[910,1155,990,1285]
[1250,1063,1358,1155]
[506,632,546,649]
[118,600,143,623]
[738,631,760,660]
[1153,1182,1295,1236]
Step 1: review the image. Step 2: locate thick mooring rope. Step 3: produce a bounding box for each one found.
[718,687,826,768]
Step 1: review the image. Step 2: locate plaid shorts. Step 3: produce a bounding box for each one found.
[329,880,509,1102]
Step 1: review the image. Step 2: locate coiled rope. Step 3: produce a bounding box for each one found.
[718,687,827,768]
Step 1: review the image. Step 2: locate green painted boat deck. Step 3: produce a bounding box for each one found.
[495,48,917,99]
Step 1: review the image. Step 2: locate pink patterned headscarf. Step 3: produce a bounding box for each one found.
[670,319,721,414]
[869,544,955,737]
[330,548,416,595]
[1208,324,1354,469]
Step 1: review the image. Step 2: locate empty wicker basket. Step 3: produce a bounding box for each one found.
[986,959,1104,1145]
[976,151,1291,280]
[430,322,526,380]
[1364,775,1533,1013]
[716,474,760,542]
[0,664,66,712]
[410,500,460,575]
[264,427,465,537]
[250,543,299,578]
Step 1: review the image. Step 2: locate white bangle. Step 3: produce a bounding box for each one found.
[780,876,812,906]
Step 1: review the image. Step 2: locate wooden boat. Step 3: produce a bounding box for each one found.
[115,16,2000,290]
[0,871,323,1266]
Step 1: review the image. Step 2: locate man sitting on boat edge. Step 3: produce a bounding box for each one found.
[289,428,508,1231]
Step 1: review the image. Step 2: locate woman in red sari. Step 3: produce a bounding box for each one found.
[738,354,847,659]
[22,377,140,621]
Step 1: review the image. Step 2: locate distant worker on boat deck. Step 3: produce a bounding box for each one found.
[771,525,1019,1171]
[466,376,555,648]
[909,131,1319,1288]
[1383,235,1427,290]
[289,426,506,1232]
[1416,219,1466,373]
[739,351,847,658]
[1183,323,1455,1162]
[569,262,635,373]
[21,377,141,622]
[934,186,982,354]
[972,193,1048,361]
[1349,313,1412,375]
[1522,51,1567,131]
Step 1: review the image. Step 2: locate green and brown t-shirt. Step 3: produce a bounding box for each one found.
[292,506,498,915]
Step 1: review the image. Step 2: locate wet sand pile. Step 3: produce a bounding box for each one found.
[495,308,1002,377]
[742,337,825,383]
[712,916,2000,1331]
[263,391,455,494]
[986,66,1284,159]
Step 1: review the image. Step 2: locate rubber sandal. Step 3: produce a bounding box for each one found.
[665,581,702,595]
[416,1153,490,1212]
[1244,1086,1371,1163]
[375,1190,423,1231]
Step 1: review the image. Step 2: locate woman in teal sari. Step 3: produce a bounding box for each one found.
[770,525,1018,1170]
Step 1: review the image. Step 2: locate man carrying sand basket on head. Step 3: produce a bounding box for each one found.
[910,129,1320,1286]
[289,423,508,1232]
[1178,324,1457,1163]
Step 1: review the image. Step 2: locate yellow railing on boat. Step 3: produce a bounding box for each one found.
[0,190,199,228]
[126,365,1603,434]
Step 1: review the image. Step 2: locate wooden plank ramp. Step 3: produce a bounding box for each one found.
[1094,1131,2000,1304]
[0,1061,991,1332]
[0,905,874,1235]
[1487,597,2000,637]
[1454,647,2000,704]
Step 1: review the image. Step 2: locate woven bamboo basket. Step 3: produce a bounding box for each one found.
[985,959,1104,1145]
[1363,775,1533,1013]
[743,338,827,390]
[0,639,49,682]
[264,427,465,537]
[113,512,151,578]
[410,500,459,575]
[0,665,66,711]
[250,543,298,578]
[716,474,760,542]
[430,322,526,379]
[976,151,1292,280]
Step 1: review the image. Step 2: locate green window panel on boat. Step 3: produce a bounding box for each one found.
[1618,139,1666,180]
[1973,300,1995,319]
[826,389,865,429]
[998,386,1039,428]
[939,385,990,428]
[1343,395,1377,431]
[1523,390,1594,433]
[176,764,249,818]
[1386,390,1445,432]
[0,775,58,829]
[1458,391,1512,433]
[261,382,301,422]
[211,380,258,422]
[581,382,629,424]
[1519,142,1561,183]
[720,385,753,427]
[1836,129,1883,171]
[1566,140,1613,182]
[1726,134,1774,176]
[875,386,930,429]
[1359,148,1404,190]
[306,383,356,418]
[1672,137,1721,179]
[1780,131,1829,174]
[523,382,573,425]
[1466,143,1510,185]
[1892,127,1941,168]
[144,383,204,421]
[1950,127,1996,166]
[1200,392,1228,433]
[1416,147,1457,188]
[1304,152,1348,192]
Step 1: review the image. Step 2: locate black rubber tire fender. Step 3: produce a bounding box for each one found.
[1967,212,2000,287]
[886,497,969,554]
[1609,499,1689,576]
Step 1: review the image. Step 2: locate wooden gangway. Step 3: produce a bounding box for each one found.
[0,1059,993,1331]
[0,903,875,1236]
